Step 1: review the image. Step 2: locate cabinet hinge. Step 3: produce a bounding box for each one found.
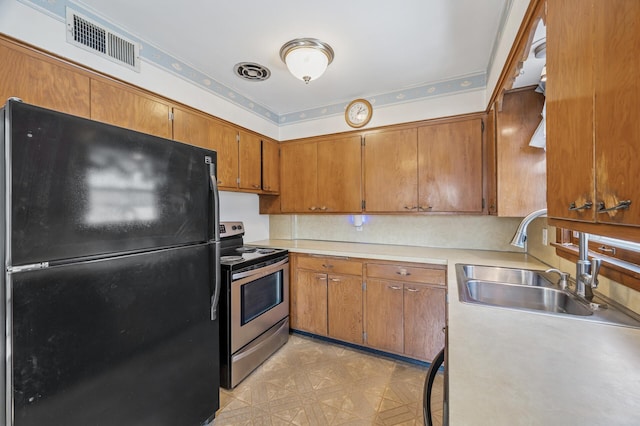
[362,281,366,291]
[236,133,240,143]
[481,119,485,132]
[168,111,174,121]
[482,198,486,209]
[236,177,241,184]
[362,200,366,210]
[361,136,365,146]
[363,332,367,343]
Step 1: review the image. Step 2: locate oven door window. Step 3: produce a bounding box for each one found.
[240,270,283,325]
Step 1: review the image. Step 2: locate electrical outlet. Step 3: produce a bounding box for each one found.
[542,228,548,246]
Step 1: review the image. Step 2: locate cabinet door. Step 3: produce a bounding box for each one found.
[317,136,362,212]
[172,107,214,149]
[90,79,171,139]
[280,142,318,212]
[327,274,363,344]
[0,42,90,118]
[262,139,280,193]
[238,131,263,191]
[291,270,327,335]
[364,129,418,212]
[365,279,403,353]
[418,119,483,212]
[403,285,446,361]
[593,0,640,226]
[210,122,239,189]
[546,0,596,222]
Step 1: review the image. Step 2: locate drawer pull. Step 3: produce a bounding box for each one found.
[405,287,419,292]
[598,245,616,255]
[322,264,334,269]
[397,270,411,276]
[388,285,402,290]
[309,206,317,211]
[597,200,631,213]
[330,278,341,282]
[569,201,593,211]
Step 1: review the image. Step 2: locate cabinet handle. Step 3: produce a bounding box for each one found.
[598,245,617,255]
[396,270,411,276]
[388,285,402,290]
[316,275,326,280]
[405,287,419,292]
[217,180,223,185]
[309,206,317,211]
[320,206,328,211]
[322,264,334,269]
[330,278,341,282]
[597,200,631,213]
[403,206,418,211]
[569,201,593,211]
[252,184,260,189]
[419,206,433,211]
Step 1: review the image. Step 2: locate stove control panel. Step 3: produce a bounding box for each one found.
[220,221,244,238]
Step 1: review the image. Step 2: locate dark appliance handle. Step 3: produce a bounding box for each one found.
[423,347,445,426]
[206,155,221,321]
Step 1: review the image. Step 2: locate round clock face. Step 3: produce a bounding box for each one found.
[345,99,372,128]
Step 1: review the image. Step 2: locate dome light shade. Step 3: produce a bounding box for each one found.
[280,38,334,84]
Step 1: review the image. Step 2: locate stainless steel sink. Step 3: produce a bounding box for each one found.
[460,264,554,287]
[456,264,640,328]
[465,280,593,316]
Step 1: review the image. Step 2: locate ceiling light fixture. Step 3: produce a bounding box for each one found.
[279,38,334,84]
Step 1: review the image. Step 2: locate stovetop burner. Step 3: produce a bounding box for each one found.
[256,248,276,254]
[235,246,257,253]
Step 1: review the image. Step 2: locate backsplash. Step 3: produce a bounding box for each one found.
[269,214,524,252]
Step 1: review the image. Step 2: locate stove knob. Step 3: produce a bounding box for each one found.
[238,225,243,230]
[232,225,237,230]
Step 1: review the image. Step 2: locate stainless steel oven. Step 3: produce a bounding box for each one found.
[219,222,290,389]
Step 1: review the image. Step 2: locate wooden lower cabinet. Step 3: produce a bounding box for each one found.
[327,274,363,344]
[290,254,446,362]
[364,262,446,362]
[290,254,363,345]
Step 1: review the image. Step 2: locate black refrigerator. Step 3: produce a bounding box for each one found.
[0,99,221,426]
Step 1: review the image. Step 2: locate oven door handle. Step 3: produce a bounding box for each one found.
[232,258,289,281]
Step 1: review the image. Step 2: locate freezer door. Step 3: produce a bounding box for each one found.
[9,244,219,426]
[6,101,217,265]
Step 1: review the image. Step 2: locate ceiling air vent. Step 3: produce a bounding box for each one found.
[234,62,271,82]
[66,8,140,72]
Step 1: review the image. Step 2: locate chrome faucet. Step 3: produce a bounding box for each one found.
[510,208,547,250]
[575,232,602,301]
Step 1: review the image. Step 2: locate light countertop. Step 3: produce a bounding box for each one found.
[251,239,640,425]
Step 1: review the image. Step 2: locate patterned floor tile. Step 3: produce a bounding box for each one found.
[214,334,442,426]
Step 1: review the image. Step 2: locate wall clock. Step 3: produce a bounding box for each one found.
[345,98,373,128]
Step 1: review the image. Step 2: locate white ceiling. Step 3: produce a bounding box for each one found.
[64,0,515,123]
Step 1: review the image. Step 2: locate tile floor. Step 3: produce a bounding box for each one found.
[215,334,444,425]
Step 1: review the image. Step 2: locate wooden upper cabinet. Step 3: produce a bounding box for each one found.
[418,118,483,212]
[547,0,640,231]
[0,41,90,117]
[593,0,640,226]
[494,89,547,217]
[280,136,362,213]
[364,129,418,212]
[172,107,214,150]
[280,142,318,212]
[546,0,596,223]
[317,136,362,212]
[262,139,280,193]
[238,130,262,191]
[90,79,171,139]
[210,122,239,189]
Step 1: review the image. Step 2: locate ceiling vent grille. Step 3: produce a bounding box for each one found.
[66,8,140,72]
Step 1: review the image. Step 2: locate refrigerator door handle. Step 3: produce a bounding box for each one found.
[211,242,221,321]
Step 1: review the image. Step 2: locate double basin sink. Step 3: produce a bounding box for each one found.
[456,264,640,327]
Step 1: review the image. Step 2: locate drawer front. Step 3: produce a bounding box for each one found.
[366,263,445,285]
[297,255,362,276]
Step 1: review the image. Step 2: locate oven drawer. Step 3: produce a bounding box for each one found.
[297,255,363,276]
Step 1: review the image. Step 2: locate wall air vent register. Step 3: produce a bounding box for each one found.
[66,8,140,72]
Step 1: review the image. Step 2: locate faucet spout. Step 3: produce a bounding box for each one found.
[510,208,547,249]
[575,232,602,301]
